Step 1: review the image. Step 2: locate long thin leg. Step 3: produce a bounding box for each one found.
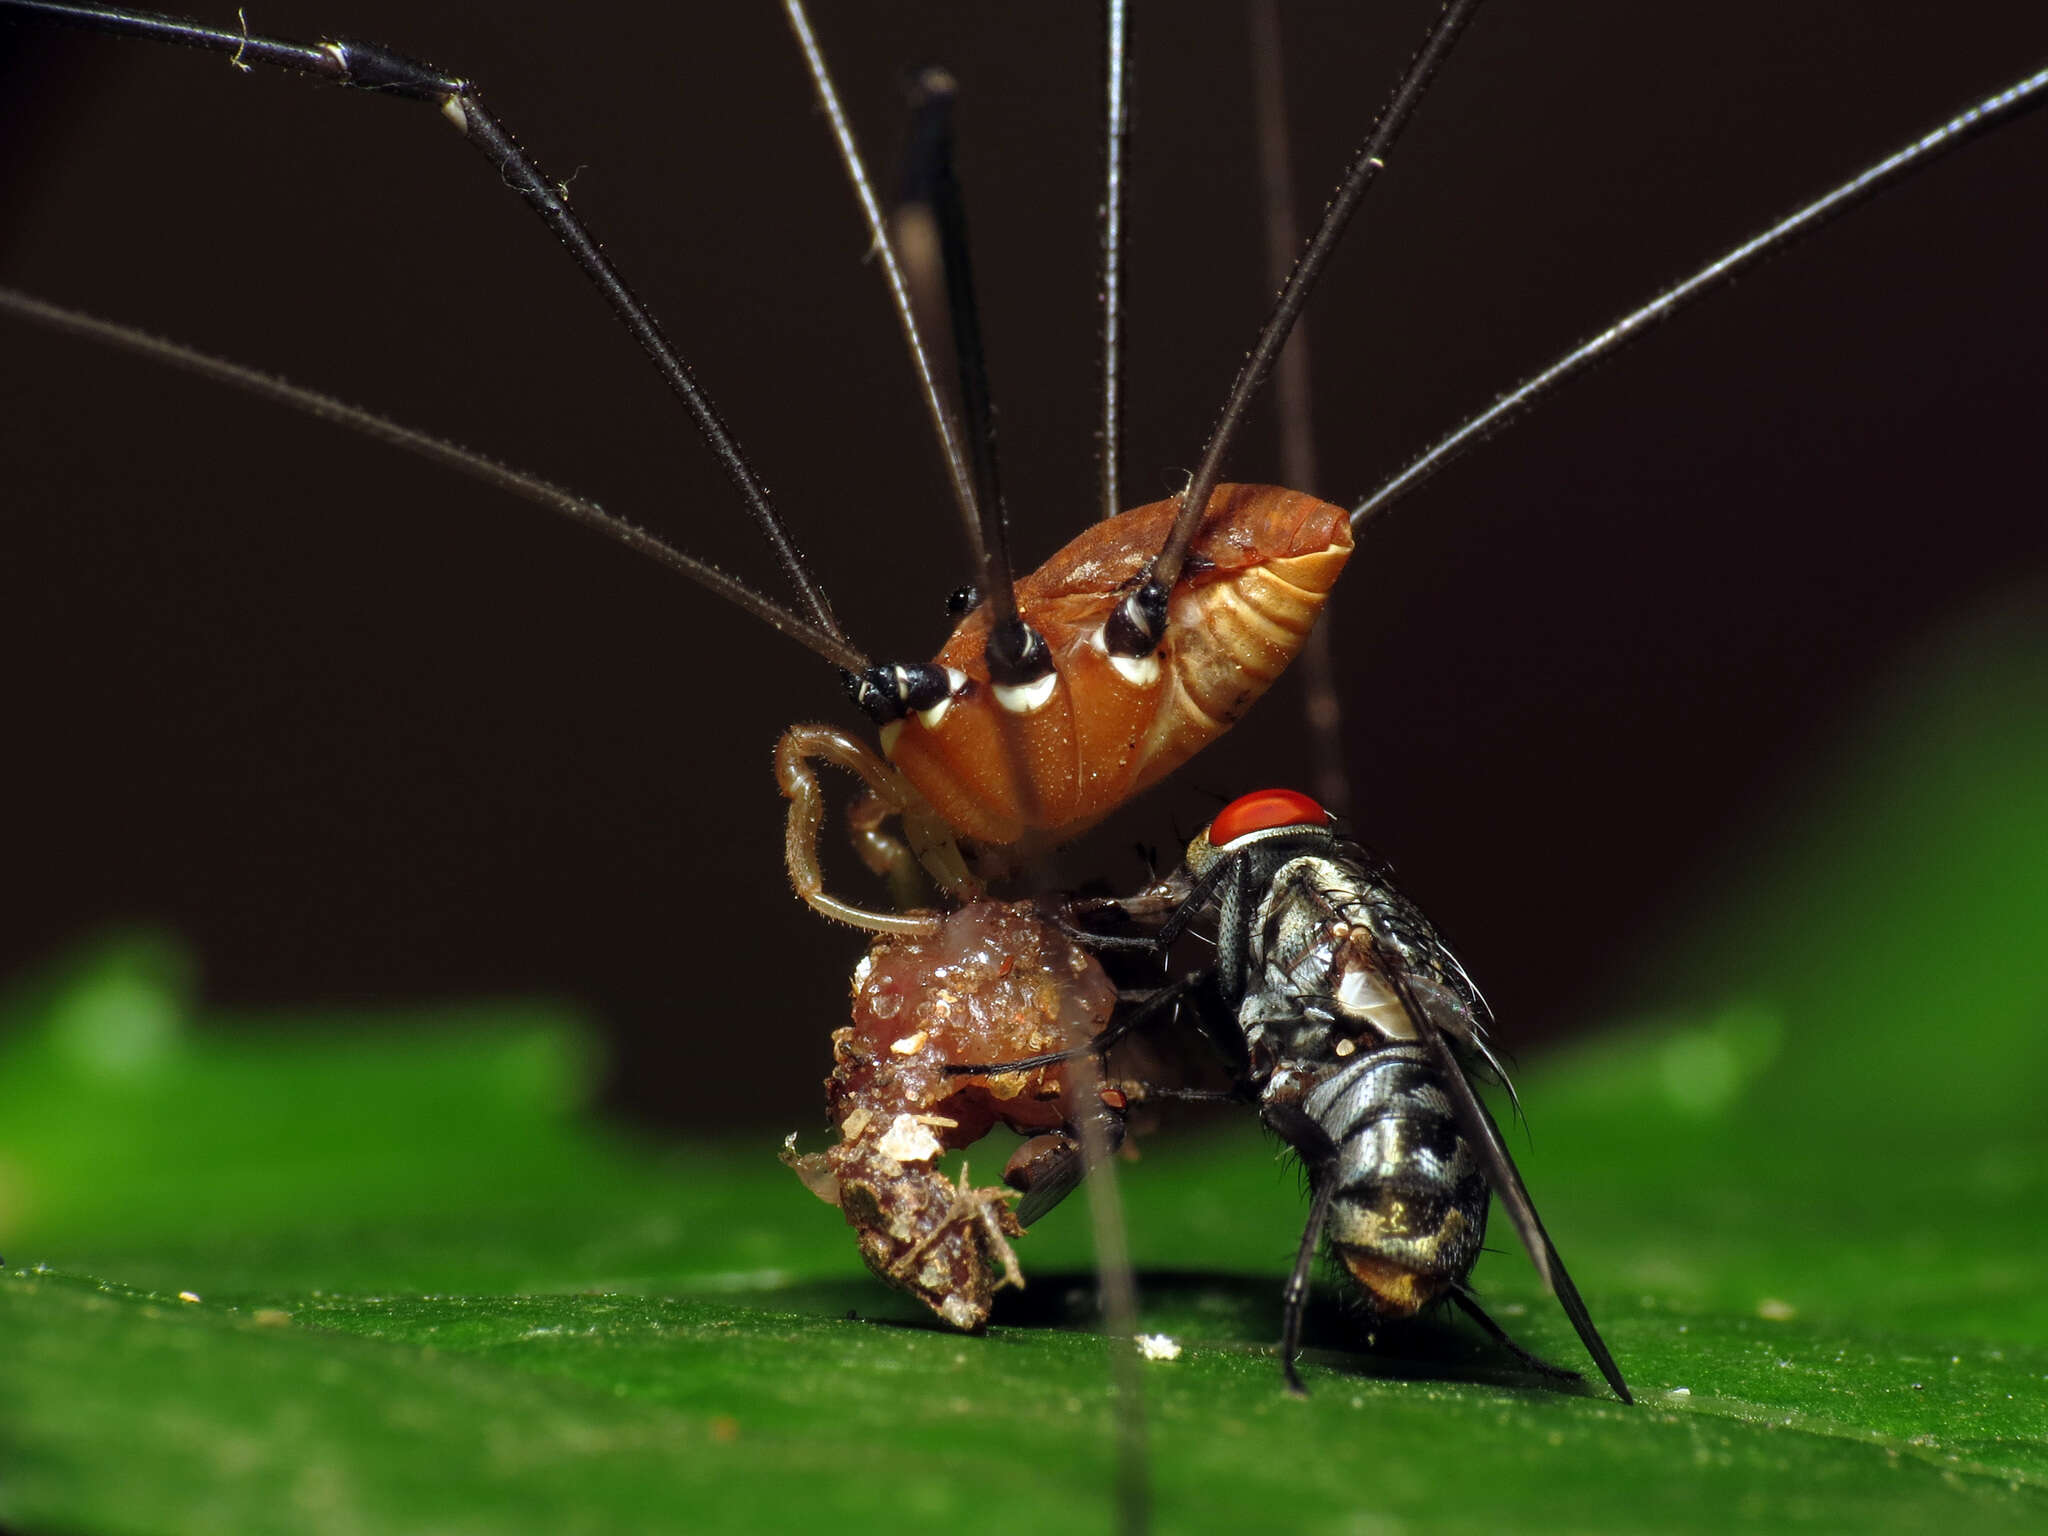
[1106,0,1483,659]
[779,0,988,599]
[1354,60,2048,525]
[783,2,1049,828]
[1095,0,1130,522]
[884,67,1058,729]
[1064,1039,1150,1536]
[1113,1084,1241,1107]
[894,69,1008,573]
[0,289,869,671]
[1247,0,1348,820]
[1,0,847,641]
[1448,1285,1581,1384]
[1279,1169,1339,1396]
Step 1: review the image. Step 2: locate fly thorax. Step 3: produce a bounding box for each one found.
[1247,854,1420,1060]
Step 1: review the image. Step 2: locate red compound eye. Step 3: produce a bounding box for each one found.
[1208,788,1329,847]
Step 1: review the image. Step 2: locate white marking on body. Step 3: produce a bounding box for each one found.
[1105,638,1161,689]
[994,672,1059,714]
[878,720,904,756]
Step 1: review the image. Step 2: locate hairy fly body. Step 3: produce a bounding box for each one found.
[969,788,1633,1401]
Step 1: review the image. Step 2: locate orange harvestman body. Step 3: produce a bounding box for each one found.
[878,485,1351,852]
[777,485,1351,915]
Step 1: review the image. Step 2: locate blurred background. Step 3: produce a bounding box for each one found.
[3,0,2045,1132]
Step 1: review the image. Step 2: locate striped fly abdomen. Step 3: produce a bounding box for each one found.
[1303,1041,1490,1317]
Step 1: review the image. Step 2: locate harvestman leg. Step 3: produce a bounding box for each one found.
[2,1,857,628]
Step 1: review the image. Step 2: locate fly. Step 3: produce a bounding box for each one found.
[956,787,1632,1400]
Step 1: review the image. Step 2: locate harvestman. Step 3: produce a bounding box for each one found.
[4,0,2048,1466]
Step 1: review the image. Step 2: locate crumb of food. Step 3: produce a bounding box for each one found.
[1667,1386,1691,1397]
[1133,1333,1182,1362]
[889,1030,930,1056]
[875,1113,945,1165]
[176,1291,201,1304]
[1756,1297,1797,1321]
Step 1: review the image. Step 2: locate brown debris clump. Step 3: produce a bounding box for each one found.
[782,899,1117,1329]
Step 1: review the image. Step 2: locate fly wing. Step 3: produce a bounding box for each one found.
[1375,937,1634,1405]
[1361,876,1522,1115]
[1011,1138,1090,1228]
[1402,973,1524,1124]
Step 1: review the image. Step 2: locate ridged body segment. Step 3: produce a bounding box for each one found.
[881,485,1352,848]
[1301,1044,1489,1314]
[1234,846,1497,1318]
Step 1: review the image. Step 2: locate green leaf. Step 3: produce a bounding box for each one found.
[4,599,2046,1535]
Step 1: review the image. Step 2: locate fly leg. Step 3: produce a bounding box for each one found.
[1278,1168,1339,1396]
[1264,1103,1342,1395]
[945,978,1198,1227]
[1447,1284,1583,1385]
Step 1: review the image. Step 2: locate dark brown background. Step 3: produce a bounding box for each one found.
[3,2,2044,1129]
